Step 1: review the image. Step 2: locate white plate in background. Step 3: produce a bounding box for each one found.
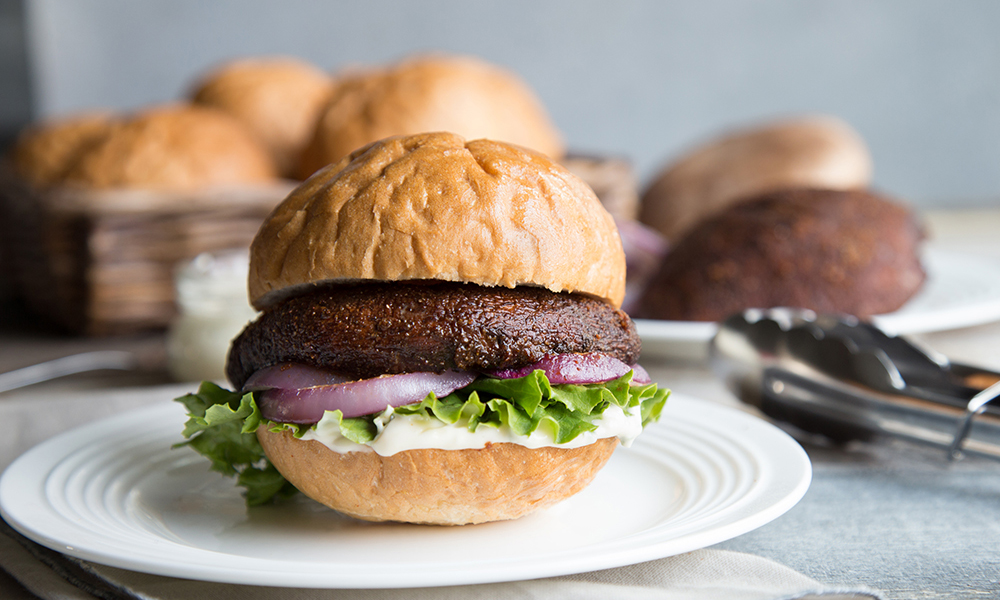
[0,396,810,589]
[636,248,1000,360]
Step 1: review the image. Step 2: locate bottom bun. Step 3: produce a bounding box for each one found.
[256,428,618,525]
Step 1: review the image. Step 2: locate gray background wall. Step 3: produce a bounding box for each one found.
[6,0,1000,207]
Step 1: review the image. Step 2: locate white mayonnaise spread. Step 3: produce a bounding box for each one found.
[298,402,644,456]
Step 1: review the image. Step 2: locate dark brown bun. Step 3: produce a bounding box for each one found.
[62,104,277,191]
[640,116,872,241]
[250,132,625,310]
[635,188,925,322]
[257,428,617,525]
[191,57,335,178]
[8,111,116,187]
[296,54,564,179]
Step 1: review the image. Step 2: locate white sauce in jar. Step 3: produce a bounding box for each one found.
[166,252,257,382]
[298,402,644,456]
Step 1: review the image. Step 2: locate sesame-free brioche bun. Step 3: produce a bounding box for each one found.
[9,111,116,187]
[257,427,617,525]
[250,132,625,310]
[296,55,564,179]
[191,57,335,177]
[63,104,277,190]
[640,115,872,241]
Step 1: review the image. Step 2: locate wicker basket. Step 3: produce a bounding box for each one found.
[0,168,294,335]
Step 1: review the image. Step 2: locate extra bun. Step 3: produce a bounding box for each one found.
[250,132,625,309]
[640,115,872,240]
[63,104,277,190]
[192,57,335,177]
[297,55,563,178]
[257,427,617,525]
[9,111,116,187]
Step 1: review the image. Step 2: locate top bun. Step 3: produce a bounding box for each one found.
[640,115,872,240]
[191,57,335,178]
[9,111,116,187]
[296,55,564,178]
[250,132,624,310]
[63,104,277,191]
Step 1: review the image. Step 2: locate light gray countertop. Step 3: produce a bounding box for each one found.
[644,357,1000,599]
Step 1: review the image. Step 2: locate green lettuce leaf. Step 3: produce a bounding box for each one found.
[174,381,297,506]
[175,371,669,506]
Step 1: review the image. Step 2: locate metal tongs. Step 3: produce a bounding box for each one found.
[710,308,1000,461]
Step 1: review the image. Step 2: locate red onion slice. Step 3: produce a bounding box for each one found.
[243,363,350,392]
[488,353,650,385]
[631,363,652,385]
[257,370,477,423]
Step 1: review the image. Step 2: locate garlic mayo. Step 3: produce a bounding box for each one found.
[299,402,643,456]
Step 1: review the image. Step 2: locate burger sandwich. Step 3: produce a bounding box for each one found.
[176,132,668,525]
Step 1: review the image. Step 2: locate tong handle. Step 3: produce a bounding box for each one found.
[761,367,1000,461]
[949,378,1000,460]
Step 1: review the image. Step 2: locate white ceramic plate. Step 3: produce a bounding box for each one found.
[0,395,810,589]
[636,248,1000,359]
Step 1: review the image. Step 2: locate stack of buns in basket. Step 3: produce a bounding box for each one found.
[2,102,292,334]
[1,53,639,335]
[1,56,328,334]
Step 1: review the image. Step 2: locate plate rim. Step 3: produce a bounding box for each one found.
[0,395,811,589]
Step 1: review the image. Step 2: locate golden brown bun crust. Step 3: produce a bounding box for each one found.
[297,55,563,178]
[191,57,335,178]
[640,115,872,241]
[257,427,617,525]
[250,132,626,309]
[9,112,116,187]
[63,104,277,190]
